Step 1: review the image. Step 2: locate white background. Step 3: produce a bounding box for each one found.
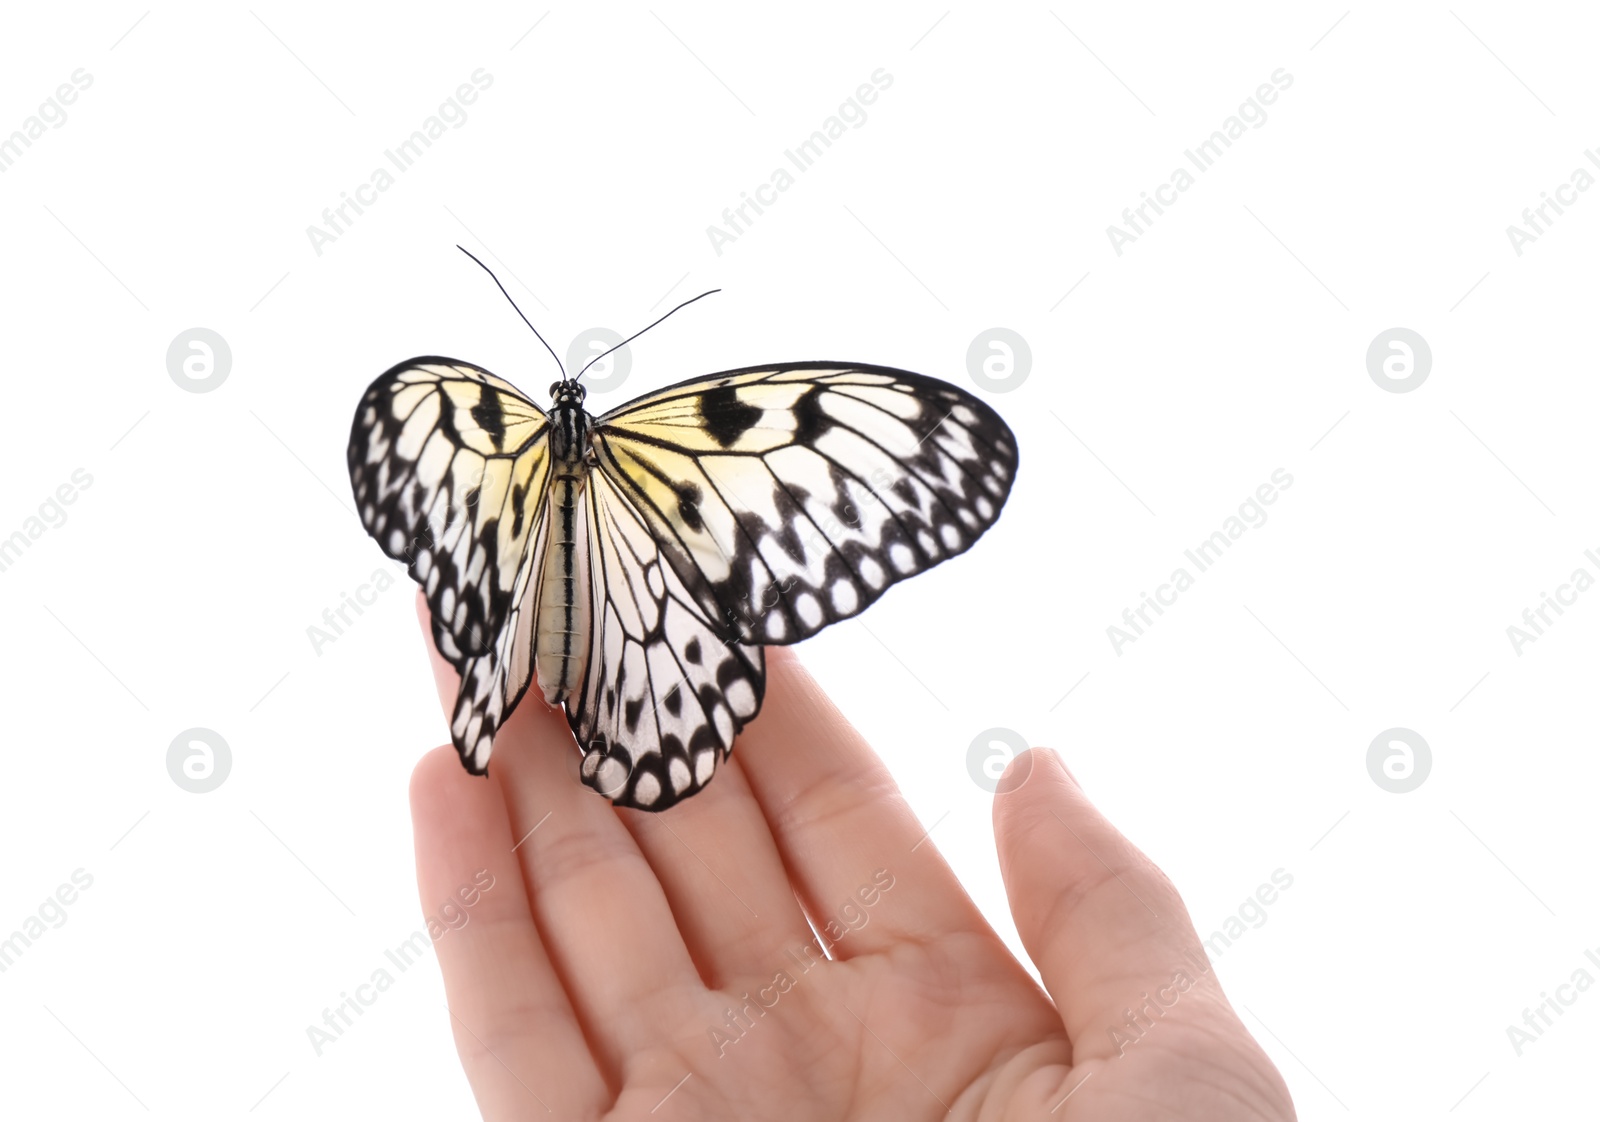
[1,2,1595,1119]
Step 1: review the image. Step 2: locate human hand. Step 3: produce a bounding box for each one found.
[409,598,1296,1119]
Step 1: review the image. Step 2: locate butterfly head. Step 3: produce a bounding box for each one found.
[549,380,587,407]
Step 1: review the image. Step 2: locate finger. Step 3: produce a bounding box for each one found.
[410,744,607,1119]
[735,647,995,956]
[621,754,815,987]
[993,748,1233,1059]
[417,594,706,1077]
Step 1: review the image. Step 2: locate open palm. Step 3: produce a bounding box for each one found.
[410,599,1295,1120]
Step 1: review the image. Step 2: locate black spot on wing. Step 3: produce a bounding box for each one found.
[470,387,506,450]
[686,722,722,755]
[793,385,830,444]
[676,482,704,533]
[716,657,748,689]
[510,481,527,537]
[766,483,811,563]
[700,384,763,448]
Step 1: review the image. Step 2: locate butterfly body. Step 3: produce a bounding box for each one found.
[350,358,1018,810]
[535,381,594,705]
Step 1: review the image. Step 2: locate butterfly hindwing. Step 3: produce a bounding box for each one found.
[348,359,551,667]
[568,465,765,810]
[591,363,1018,647]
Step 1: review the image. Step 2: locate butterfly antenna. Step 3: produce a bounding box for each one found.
[575,288,721,383]
[456,245,566,380]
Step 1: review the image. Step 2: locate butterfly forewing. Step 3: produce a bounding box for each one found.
[592,363,1018,647]
[348,359,551,665]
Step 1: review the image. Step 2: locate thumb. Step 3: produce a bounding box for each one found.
[992,748,1234,1059]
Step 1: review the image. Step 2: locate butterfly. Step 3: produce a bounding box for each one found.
[347,262,1018,811]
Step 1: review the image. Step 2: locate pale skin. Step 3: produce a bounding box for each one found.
[410,595,1297,1120]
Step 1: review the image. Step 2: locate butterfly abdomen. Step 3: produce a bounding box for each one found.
[535,401,594,706]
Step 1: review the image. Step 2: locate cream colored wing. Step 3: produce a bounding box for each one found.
[348,358,551,665]
[591,362,1018,646]
[348,358,553,772]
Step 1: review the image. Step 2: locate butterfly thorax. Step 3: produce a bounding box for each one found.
[534,381,596,709]
[546,381,591,469]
